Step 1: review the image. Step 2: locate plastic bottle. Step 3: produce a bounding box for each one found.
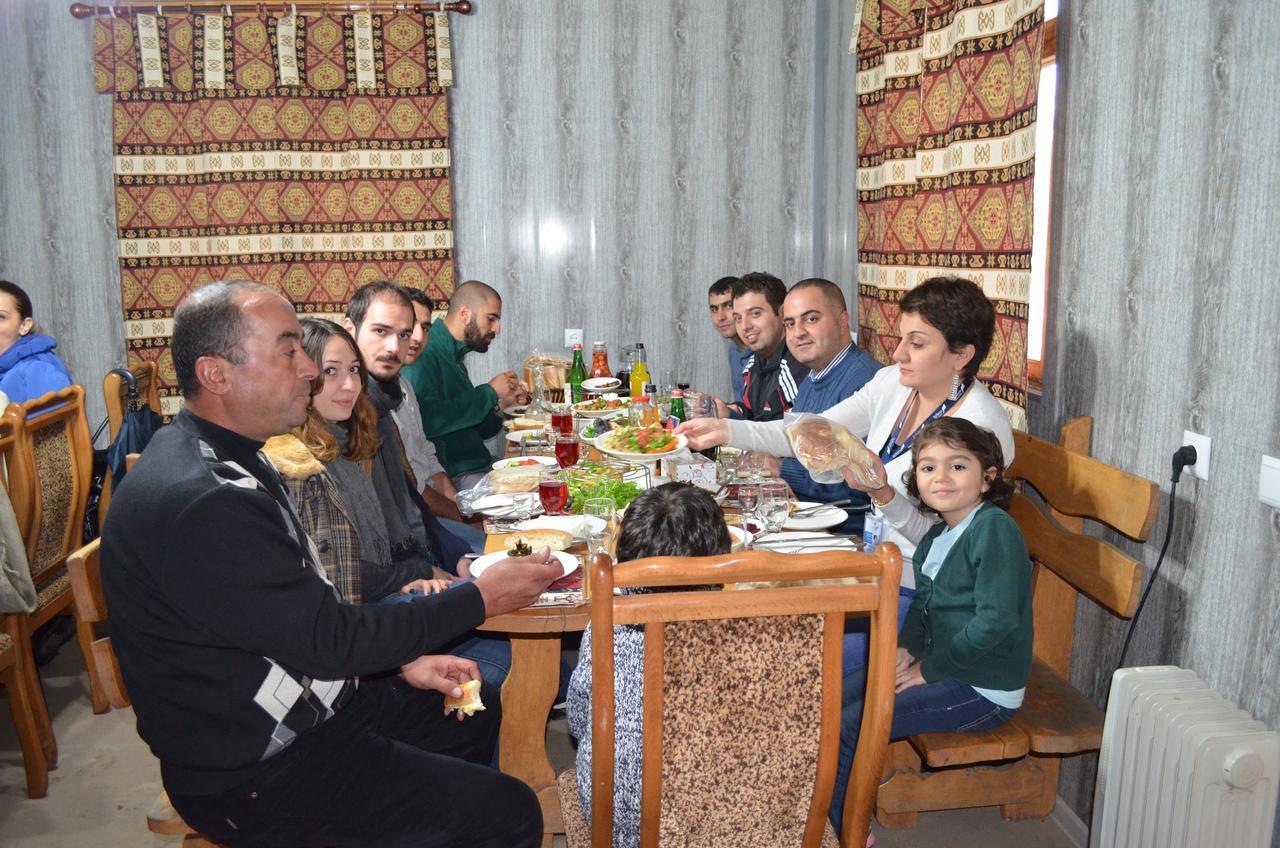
[629,343,650,400]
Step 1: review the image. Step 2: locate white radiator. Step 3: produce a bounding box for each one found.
[1091,666,1279,848]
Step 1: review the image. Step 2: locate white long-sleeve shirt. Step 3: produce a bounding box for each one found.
[727,364,1015,590]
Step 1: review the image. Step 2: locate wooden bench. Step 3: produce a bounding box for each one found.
[875,417,1160,825]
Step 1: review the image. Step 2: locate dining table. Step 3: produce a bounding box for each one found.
[476,531,589,847]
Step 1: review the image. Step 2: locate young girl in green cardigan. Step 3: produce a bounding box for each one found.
[830,418,1033,842]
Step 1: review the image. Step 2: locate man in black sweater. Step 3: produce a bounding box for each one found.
[102,280,562,847]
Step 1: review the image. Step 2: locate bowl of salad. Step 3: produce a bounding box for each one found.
[572,395,630,418]
[594,424,686,461]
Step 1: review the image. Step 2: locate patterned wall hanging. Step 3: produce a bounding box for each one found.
[91,10,455,415]
[855,0,1043,427]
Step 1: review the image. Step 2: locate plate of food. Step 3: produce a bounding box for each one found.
[594,425,686,461]
[572,395,630,418]
[488,527,574,551]
[500,403,529,417]
[504,429,551,447]
[505,413,550,432]
[469,548,580,578]
[783,501,848,531]
[516,514,607,538]
[581,376,622,392]
[492,455,559,470]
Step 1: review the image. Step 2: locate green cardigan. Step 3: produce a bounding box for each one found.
[402,325,503,477]
[898,503,1033,692]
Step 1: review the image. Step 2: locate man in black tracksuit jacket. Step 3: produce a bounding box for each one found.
[102,280,562,848]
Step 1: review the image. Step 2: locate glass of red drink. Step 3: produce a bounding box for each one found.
[555,433,580,468]
[551,407,574,435]
[539,470,570,515]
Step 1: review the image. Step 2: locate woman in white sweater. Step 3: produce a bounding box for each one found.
[678,276,1015,668]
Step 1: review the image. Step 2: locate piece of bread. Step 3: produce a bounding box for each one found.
[505,415,550,432]
[488,466,542,494]
[445,679,485,716]
[503,528,573,552]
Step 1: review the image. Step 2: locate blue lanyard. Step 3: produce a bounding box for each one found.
[878,380,972,465]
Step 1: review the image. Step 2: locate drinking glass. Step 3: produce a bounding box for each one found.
[760,481,792,534]
[555,433,580,468]
[717,446,740,485]
[512,492,537,523]
[737,482,760,514]
[583,497,616,558]
[551,406,574,436]
[538,470,570,515]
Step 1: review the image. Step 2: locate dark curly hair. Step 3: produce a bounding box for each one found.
[898,276,995,381]
[904,418,1013,512]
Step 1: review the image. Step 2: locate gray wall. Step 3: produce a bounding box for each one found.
[0,0,119,430]
[449,0,857,397]
[1031,0,1280,830]
[0,0,860,430]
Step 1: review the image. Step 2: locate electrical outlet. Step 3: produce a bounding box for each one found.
[564,328,584,348]
[1182,430,1211,481]
[1260,455,1280,509]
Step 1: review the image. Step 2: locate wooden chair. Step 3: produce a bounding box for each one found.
[875,417,1161,826]
[7,386,104,722]
[68,536,221,847]
[98,361,161,522]
[0,407,54,798]
[558,544,904,848]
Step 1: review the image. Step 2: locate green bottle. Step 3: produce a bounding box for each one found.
[668,387,687,426]
[568,343,587,403]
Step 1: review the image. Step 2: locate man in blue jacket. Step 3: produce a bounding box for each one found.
[769,278,882,533]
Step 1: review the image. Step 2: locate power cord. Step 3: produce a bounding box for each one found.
[1115,445,1197,672]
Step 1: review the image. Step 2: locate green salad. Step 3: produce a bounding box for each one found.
[563,462,644,513]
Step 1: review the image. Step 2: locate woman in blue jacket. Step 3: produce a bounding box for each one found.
[0,280,72,404]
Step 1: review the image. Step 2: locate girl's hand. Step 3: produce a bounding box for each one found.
[895,647,915,675]
[401,577,452,596]
[675,417,731,450]
[895,662,926,693]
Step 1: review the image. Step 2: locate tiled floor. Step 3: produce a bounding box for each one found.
[1,646,1079,847]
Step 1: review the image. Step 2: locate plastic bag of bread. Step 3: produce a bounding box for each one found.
[784,412,885,488]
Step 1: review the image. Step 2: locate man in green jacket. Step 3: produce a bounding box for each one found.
[403,280,526,488]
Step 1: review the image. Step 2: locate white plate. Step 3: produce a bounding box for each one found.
[726,524,751,552]
[593,432,688,462]
[501,403,529,416]
[469,549,579,578]
[581,377,622,392]
[783,501,848,531]
[517,515,607,538]
[491,455,559,470]
[505,429,550,445]
[750,531,862,554]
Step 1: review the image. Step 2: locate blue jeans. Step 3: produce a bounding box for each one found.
[829,671,1016,828]
[841,588,914,677]
[439,517,486,554]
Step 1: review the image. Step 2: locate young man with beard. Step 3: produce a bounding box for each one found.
[403,280,525,490]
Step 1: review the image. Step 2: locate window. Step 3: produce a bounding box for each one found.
[1027,2,1057,391]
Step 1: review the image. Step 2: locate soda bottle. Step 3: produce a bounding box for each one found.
[668,387,686,427]
[629,343,650,400]
[568,343,587,404]
[589,341,612,378]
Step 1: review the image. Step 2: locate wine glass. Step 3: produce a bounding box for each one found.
[737,482,759,514]
[760,481,792,534]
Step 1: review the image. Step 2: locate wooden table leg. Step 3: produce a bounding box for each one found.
[499,631,565,840]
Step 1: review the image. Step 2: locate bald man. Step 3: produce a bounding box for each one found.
[403,280,526,489]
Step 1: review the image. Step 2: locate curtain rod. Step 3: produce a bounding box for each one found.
[71,1,473,17]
